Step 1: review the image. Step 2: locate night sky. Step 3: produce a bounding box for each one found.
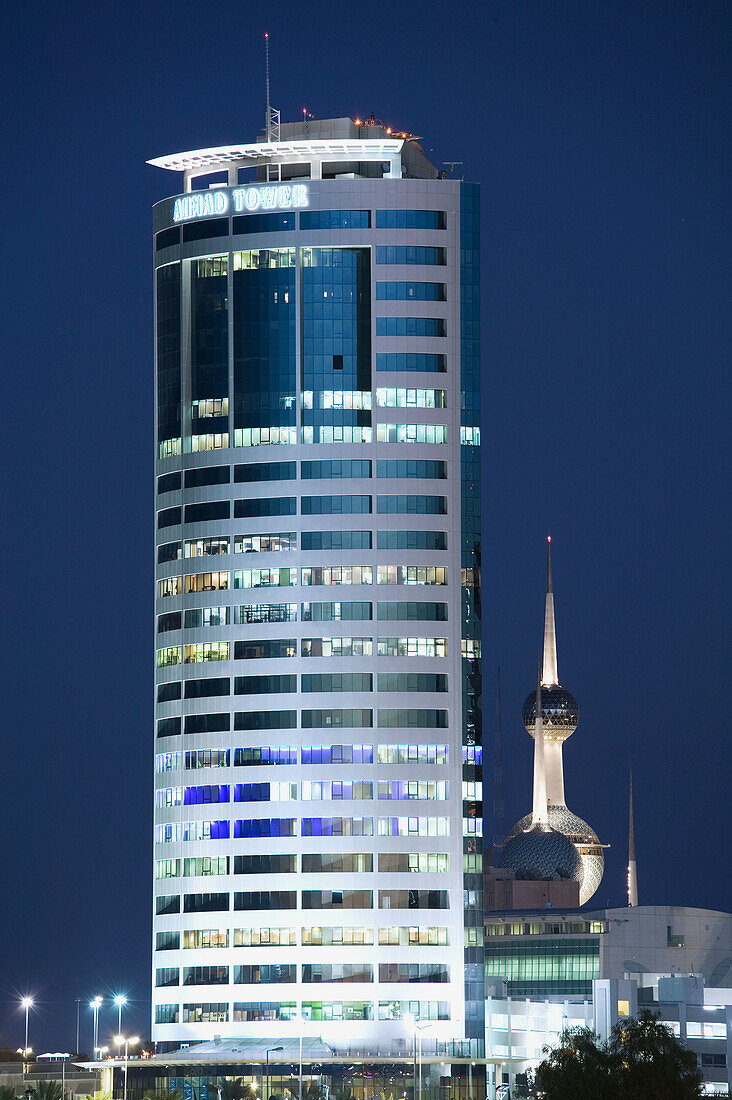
[1,0,730,1054]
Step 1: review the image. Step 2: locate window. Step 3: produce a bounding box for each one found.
[377,780,449,800]
[378,890,449,909]
[235,603,297,624]
[300,745,373,765]
[301,817,374,836]
[182,1002,229,1023]
[184,501,230,524]
[155,895,180,915]
[376,282,446,301]
[234,854,296,874]
[182,218,228,243]
[156,226,181,251]
[379,963,449,983]
[377,817,450,837]
[375,210,446,229]
[301,780,373,800]
[234,638,296,660]
[234,461,296,482]
[158,541,182,564]
[155,858,180,878]
[183,784,230,806]
[233,248,296,269]
[185,537,230,558]
[234,745,297,765]
[234,818,297,838]
[184,466,229,488]
[301,530,371,551]
[379,853,449,873]
[300,209,370,229]
[303,852,373,875]
[184,641,229,663]
[157,717,181,738]
[184,606,230,628]
[376,423,448,444]
[233,211,295,234]
[158,576,182,598]
[376,388,447,408]
[234,426,297,447]
[301,890,373,909]
[302,673,373,693]
[190,432,229,452]
[156,788,182,808]
[302,602,372,621]
[233,781,297,802]
[157,646,181,668]
[301,637,372,657]
[156,931,180,951]
[235,532,296,553]
[184,571,229,593]
[377,709,448,728]
[301,566,372,586]
[377,638,447,657]
[377,461,447,479]
[378,673,448,693]
[302,963,373,983]
[156,751,182,772]
[233,1002,297,1021]
[235,675,297,695]
[376,565,447,585]
[377,496,447,515]
[180,820,230,841]
[158,507,181,529]
[183,929,229,949]
[184,677,230,698]
[191,397,228,420]
[234,891,297,910]
[234,712,297,731]
[376,245,446,265]
[183,893,230,913]
[376,353,446,373]
[234,498,296,518]
[301,460,372,480]
[301,710,373,730]
[302,1002,372,1021]
[234,927,296,947]
[378,744,448,764]
[376,318,446,337]
[184,747,229,767]
[379,926,448,946]
[235,963,297,984]
[377,602,448,621]
[154,1005,179,1024]
[302,926,373,945]
[183,856,229,877]
[234,567,296,588]
[301,496,372,515]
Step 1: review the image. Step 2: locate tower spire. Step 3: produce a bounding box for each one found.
[628,762,638,906]
[542,536,559,687]
[531,657,549,826]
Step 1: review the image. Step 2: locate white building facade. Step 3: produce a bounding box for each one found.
[150,118,483,1051]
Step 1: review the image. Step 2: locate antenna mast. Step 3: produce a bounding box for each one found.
[492,666,505,864]
[264,33,280,180]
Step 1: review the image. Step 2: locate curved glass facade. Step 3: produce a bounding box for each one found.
[152,126,482,1054]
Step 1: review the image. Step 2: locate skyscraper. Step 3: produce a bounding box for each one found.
[150,117,482,1051]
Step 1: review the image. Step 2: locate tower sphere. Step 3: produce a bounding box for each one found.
[523,683,579,741]
[502,823,582,883]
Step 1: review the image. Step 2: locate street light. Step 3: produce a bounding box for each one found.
[415,1022,432,1100]
[113,996,128,1040]
[20,998,34,1074]
[115,1035,139,1100]
[265,1046,283,1100]
[90,998,103,1059]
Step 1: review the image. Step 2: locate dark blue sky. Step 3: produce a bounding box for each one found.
[0,0,729,1053]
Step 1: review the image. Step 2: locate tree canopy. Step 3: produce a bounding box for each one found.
[534,1010,704,1100]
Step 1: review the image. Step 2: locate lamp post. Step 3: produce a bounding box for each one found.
[265,1045,283,1100]
[404,1014,417,1100]
[20,998,33,1074]
[415,1022,432,1100]
[114,996,128,1040]
[90,997,103,1058]
[115,1035,139,1100]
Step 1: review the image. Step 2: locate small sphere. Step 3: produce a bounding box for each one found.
[523,684,579,740]
[502,822,583,883]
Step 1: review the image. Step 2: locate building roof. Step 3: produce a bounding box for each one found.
[147,139,403,174]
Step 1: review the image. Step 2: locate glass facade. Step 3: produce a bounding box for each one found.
[152,129,482,1054]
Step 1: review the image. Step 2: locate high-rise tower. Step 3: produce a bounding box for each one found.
[149,118,483,1051]
[505,540,604,904]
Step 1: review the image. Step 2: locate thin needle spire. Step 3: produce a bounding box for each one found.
[628,761,638,906]
[542,536,559,686]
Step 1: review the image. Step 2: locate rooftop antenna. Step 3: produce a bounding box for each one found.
[628,760,638,906]
[492,665,505,864]
[264,33,280,179]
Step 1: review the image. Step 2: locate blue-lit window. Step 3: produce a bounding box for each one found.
[301,460,371,479]
[184,784,230,806]
[301,495,371,514]
[376,282,446,301]
[376,246,446,265]
[375,210,445,229]
[300,210,370,229]
[376,353,446,373]
[377,461,447,480]
[234,818,296,838]
[377,496,447,514]
[301,744,373,764]
[376,317,446,337]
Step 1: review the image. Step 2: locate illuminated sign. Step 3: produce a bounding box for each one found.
[173,184,308,223]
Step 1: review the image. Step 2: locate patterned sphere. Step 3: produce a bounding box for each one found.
[506,806,604,905]
[522,684,579,741]
[502,823,583,883]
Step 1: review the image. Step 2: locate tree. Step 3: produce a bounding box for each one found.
[535,1010,703,1100]
[609,1009,703,1099]
[33,1084,62,1100]
[142,1090,183,1100]
[0,1086,19,1100]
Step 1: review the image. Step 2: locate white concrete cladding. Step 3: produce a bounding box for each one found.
[152,150,481,1050]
